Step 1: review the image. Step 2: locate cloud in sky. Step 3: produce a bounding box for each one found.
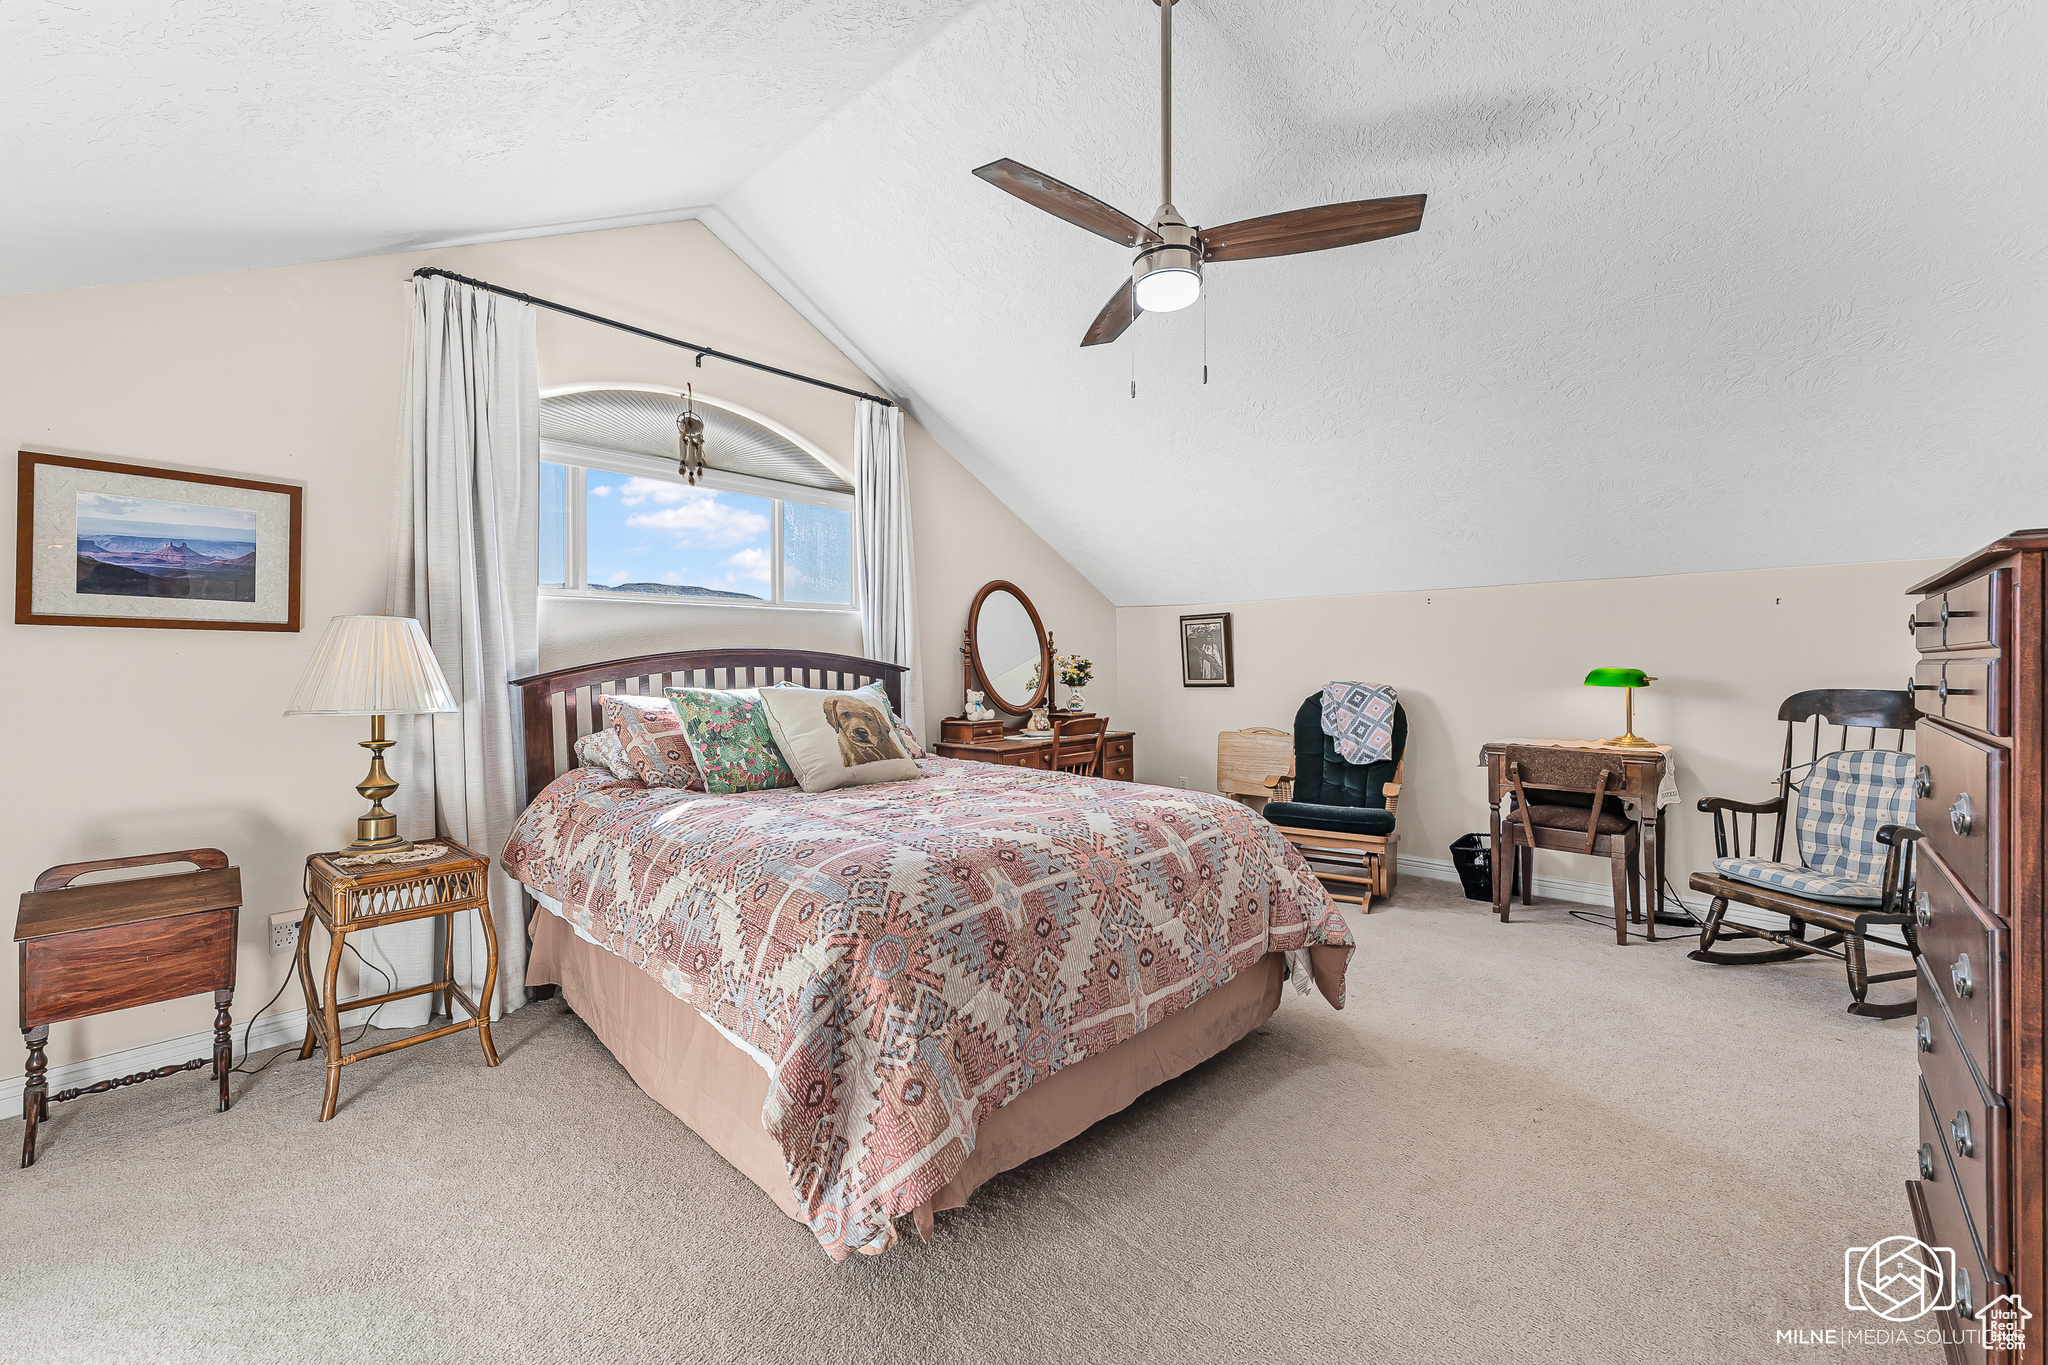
[623,479,767,546]
[588,484,612,497]
[722,547,772,584]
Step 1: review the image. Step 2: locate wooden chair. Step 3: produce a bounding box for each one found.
[1687,688,1922,1018]
[1217,726,1295,811]
[1497,747,1643,943]
[1262,694,1406,908]
[1050,714,1108,777]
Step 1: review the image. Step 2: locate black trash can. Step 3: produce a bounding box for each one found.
[1449,833,1515,902]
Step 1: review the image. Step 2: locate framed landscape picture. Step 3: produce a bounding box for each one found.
[1179,611,1234,687]
[16,450,302,631]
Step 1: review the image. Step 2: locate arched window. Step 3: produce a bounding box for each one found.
[537,385,854,609]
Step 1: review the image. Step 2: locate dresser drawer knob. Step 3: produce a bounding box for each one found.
[1940,601,1952,627]
[1917,1016,1933,1052]
[1915,765,1933,799]
[1908,611,1918,636]
[1952,1110,1974,1158]
[1949,792,1973,837]
[1952,952,1974,999]
[1915,891,1933,928]
[1919,1141,1936,1180]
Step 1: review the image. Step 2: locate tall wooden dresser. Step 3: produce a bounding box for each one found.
[1907,530,2047,1360]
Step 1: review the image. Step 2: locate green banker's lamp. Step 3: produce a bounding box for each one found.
[1583,668,1658,748]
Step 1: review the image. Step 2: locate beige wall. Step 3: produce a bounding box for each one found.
[1,219,1113,1078]
[1116,558,1950,896]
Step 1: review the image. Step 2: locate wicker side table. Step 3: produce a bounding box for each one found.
[295,838,499,1121]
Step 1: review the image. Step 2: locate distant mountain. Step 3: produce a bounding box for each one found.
[83,535,254,559]
[597,582,762,601]
[88,540,230,569]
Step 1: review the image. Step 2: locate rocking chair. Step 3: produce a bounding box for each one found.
[1687,688,1923,1018]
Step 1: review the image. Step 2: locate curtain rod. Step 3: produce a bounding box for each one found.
[410,267,896,409]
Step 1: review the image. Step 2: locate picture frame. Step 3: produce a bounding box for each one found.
[1179,611,1234,687]
[16,449,303,632]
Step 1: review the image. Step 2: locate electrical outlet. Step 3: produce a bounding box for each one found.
[1177,775,1188,788]
[269,910,301,956]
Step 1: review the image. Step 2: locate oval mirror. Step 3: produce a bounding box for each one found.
[967,581,1050,715]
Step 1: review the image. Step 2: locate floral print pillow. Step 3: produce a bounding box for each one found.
[771,680,925,759]
[601,693,702,789]
[573,728,640,783]
[665,687,796,795]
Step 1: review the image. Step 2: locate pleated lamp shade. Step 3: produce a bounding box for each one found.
[285,616,458,716]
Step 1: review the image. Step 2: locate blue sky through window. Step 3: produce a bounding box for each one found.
[585,474,771,598]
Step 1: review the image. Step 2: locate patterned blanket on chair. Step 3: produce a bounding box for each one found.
[502,756,1351,1260]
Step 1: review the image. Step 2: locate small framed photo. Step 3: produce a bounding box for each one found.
[1179,612,1234,687]
[16,450,303,631]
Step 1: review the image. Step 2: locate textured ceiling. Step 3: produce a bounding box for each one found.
[724,0,2048,604]
[7,0,2044,604]
[0,0,974,295]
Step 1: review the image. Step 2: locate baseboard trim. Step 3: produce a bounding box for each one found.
[0,994,398,1111]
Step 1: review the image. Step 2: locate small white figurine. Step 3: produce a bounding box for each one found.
[965,690,992,721]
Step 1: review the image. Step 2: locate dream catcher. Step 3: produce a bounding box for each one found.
[676,384,706,485]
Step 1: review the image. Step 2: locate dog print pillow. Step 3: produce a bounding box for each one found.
[756,684,922,793]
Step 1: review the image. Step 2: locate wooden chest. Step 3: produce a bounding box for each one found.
[1904,531,2047,1360]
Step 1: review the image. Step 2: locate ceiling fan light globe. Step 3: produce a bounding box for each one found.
[1133,265,1200,313]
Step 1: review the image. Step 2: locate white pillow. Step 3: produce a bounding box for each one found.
[771,679,925,758]
[756,685,922,793]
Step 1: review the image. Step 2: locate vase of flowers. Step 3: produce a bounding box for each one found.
[1056,653,1094,712]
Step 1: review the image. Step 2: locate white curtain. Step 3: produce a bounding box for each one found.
[370,275,539,1026]
[854,400,923,736]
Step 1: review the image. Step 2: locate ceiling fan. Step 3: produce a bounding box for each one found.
[973,0,1425,348]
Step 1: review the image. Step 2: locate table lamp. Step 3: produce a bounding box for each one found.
[1584,668,1658,748]
[286,615,458,853]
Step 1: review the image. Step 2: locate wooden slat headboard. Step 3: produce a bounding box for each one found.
[507,647,908,806]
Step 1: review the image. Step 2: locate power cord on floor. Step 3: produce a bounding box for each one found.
[230,927,397,1077]
[1562,874,1708,943]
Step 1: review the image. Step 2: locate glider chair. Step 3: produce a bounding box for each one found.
[1687,688,1922,1018]
[1497,746,1643,944]
[1261,695,1407,908]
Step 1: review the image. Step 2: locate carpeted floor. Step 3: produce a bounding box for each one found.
[6,879,1920,1365]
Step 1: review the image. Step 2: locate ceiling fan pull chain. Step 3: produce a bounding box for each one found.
[1202,281,1209,385]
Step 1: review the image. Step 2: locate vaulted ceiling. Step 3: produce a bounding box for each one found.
[8,0,2043,606]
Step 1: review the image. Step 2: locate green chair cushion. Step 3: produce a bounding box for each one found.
[1264,802,1397,836]
[1286,693,1406,812]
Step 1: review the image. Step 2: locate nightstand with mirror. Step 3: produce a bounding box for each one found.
[935,580,1136,782]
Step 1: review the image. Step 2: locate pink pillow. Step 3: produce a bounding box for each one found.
[601,694,702,789]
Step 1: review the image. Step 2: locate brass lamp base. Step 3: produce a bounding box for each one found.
[1602,685,1657,748]
[345,715,414,854]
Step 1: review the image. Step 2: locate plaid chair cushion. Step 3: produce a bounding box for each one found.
[1713,857,1886,905]
[1795,749,1916,882]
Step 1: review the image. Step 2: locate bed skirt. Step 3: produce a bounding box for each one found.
[528,907,1291,1235]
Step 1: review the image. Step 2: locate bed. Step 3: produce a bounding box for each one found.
[501,648,1355,1260]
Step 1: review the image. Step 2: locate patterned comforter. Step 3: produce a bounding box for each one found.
[502,756,1353,1260]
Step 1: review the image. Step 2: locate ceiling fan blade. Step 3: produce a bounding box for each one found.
[1200,194,1426,263]
[1081,279,1140,347]
[973,159,1162,248]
